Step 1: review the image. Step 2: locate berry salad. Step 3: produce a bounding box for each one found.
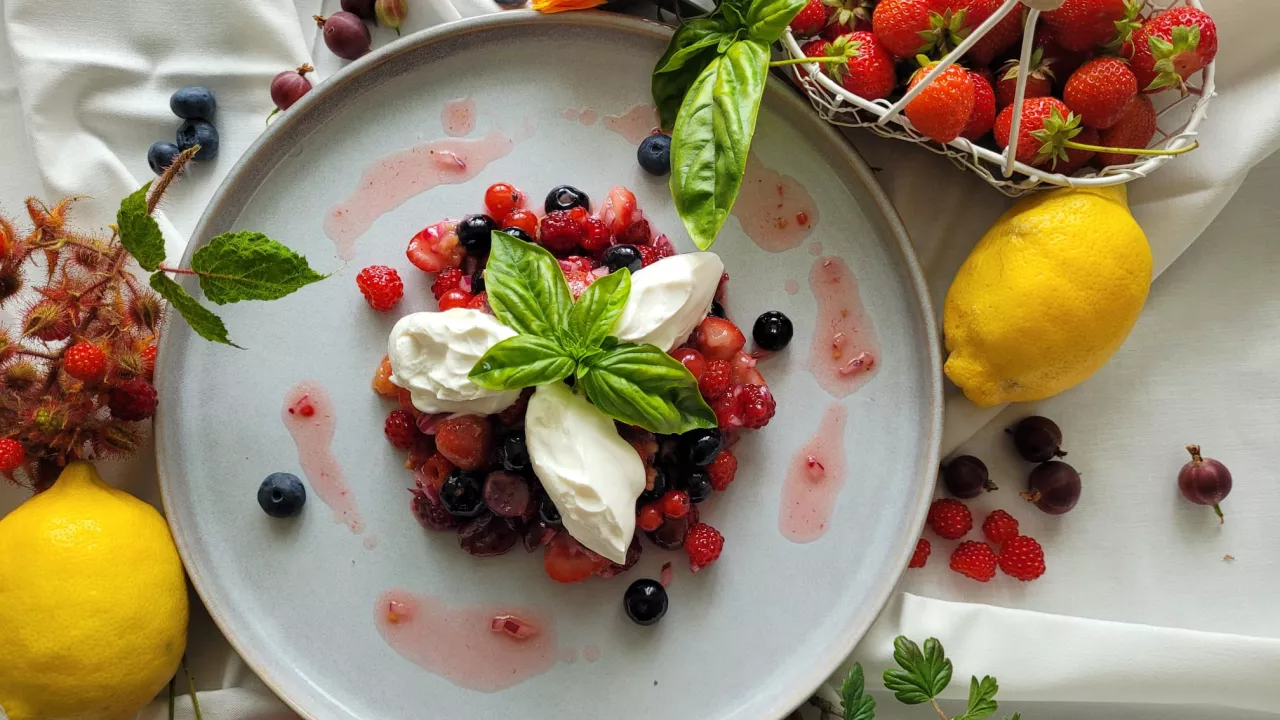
[360,181,788,623]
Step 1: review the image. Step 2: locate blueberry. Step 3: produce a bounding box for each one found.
[471,269,486,295]
[169,86,217,120]
[147,141,182,176]
[603,244,642,274]
[257,472,306,518]
[537,493,562,525]
[686,470,713,503]
[176,119,220,161]
[709,300,727,319]
[458,214,496,255]
[502,227,534,243]
[623,578,668,626]
[499,432,529,472]
[544,185,590,214]
[638,467,669,506]
[678,428,722,467]
[440,469,487,518]
[637,133,672,176]
[752,310,793,352]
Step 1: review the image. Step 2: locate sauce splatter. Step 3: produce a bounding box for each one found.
[441,97,476,137]
[808,256,879,397]
[282,381,363,533]
[660,561,674,587]
[324,129,519,260]
[375,589,559,692]
[732,153,819,253]
[561,106,599,125]
[784,279,800,295]
[779,403,848,543]
[808,241,823,256]
[582,645,601,663]
[602,104,660,144]
[363,535,379,550]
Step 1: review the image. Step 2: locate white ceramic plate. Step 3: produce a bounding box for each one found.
[156,11,941,720]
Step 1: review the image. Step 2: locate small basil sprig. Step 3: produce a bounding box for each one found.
[654,0,854,249]
[468,231,717,435]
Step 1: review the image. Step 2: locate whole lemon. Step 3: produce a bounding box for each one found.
[944,185,1152,407]
[0,461,188,720]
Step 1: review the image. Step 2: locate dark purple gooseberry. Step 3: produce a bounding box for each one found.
[315,12,371,61]
[483,471,533,518]
[270,64,313,112]
[1178,445,1232,523]
[647,515,689,550]
[341,0,377,19]
[1022,460,1081,515]
[941,455,997,499]
[411,489,458,532]
[458,513,521,557]
[598,536,643,578]
[1009,416,1067,463]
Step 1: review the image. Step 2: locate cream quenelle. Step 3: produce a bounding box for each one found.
[613,252,724,351]
[387,308,520,415]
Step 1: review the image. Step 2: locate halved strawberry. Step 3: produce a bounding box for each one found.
[696,317,746,361]
[600,186,638,234]
[406,221,464,273]
[544,532,609,583]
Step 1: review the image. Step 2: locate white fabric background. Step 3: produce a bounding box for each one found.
[0,0,1277,717]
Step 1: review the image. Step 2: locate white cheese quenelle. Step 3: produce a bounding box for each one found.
[613,252,724,351]
[387,308,521,415]
[524,382,646,564]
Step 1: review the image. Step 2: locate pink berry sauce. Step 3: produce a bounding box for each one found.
[602,104,660,144]
[282,381,364,534]
[731,153,819,253]
[778,402,848,543]
[561,106,599,125]
[807,255,879,397]
[441,96,477,137]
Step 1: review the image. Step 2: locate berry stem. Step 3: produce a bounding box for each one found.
[1213,502,1224,524]
[929,697,948,720]
[182,658,204,720]
[17,348,58,360]
[1064,139,1199,157]
[769,56,849,67]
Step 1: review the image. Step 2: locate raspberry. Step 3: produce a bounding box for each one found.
[660,489,690,518]
[539,210,583,253]
[0,438,25,472]
[927,498,973,540]
[580,217,612,252]
[430,266,464,299]
[950,541,998,582]
[706,449,737,491]
[467,292,491,313]
[909,538,930,568]
[637,504,664,532]
[998,535,1046,581]
[699,359,732,399]
[434,414,493,470]
[981,509,1020,545]
[618,218,651,245]
[559,255,595,275]
[739,384,775,429]
[438,288,472,311]
[384,409,419,450]
[683,522,724,573]
[671,347,706,380]
[141,345,158,379]
[417,452,455,501]
[637,245,659,267]
[711,387,744,429]
[63,341,107,382]
[108,378,158,421]
[652,235,677,258]
[356,265,403,311]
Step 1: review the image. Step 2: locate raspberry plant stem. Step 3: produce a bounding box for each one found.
[158,265,197,276]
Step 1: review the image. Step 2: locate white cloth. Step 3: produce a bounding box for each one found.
[0,0,1278,717]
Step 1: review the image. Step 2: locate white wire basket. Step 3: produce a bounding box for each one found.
[779,0,1215,197]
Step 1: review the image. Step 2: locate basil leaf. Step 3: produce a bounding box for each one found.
[717,0,751,27]
[669,39,769,250]
[484,231,572,340]
[744,0,807,43]
[564,268,630,354]
[469,335,575,391]
[576,343,717,435]
[655,18,734,76]
[654,47,721,131]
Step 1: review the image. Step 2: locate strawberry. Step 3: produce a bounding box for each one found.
[1094,95,1156,167]
[1103,0,1144,58]
[695,317,746,361]
[871,0,957,59]
[1064,57,1137,129]
[993,96,1076,166]
[954,0,1024,66]
[803,32,896,101]
[1130,6,1217,93]
[789,0,830,37]
[1053,126,1099,175]
[904,60,975,143]
[821,0,874,40]
[961,69,996,140]
[1041,0,1128,53]
[994,47,1055,109]
[1033,26,1088,78]
[544,532,609,583]
[406,221,463,273]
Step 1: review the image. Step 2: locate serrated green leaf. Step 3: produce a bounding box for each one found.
[117,183,166,271]
[839,664,877,720]
[468,334,575,390]
[1003,713,1021,720]
[190,231,326,304]
[564,268,630,354]
[956,676,999,720]
[882,636,952,705]
[150,272,240,348]
[484,231,572,340]
[576,343,717,435]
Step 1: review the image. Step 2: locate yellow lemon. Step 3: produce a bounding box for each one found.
[944,185,1152,407]
[0,460,188,720]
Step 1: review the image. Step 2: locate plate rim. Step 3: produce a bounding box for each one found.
[155,10,943,720]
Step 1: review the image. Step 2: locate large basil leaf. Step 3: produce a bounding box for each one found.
[654,46,722,131]
[469,335,575,391]
[483,231,572,339]
[654,18,734,76]
[744,0,807,43]
[576,343,717,435]
[669,39,769,250]
[717,0,751,28]
[564,268,631,354]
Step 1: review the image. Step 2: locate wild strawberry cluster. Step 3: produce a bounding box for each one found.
[792,0,1215,171]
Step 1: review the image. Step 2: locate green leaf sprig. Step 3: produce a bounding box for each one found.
[467,231,717,435]
[115,147,327,347]
[808,636,1022,720]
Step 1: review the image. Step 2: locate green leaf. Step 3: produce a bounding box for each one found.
[190,231,327,304]
[956,676,999,720]
[882,636,953,705]
[564,268,630,354]
[468,334,575,391]
[1003,714,1021,720]
[717,0,751,27]
[655,18,734,76]
[117,183,166,271]
[744,0,807,43]
[150,272,240,348]
[839,664,877,720]
[669,39,768,250]
[576,343,717,435]
[484,231,573,340]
